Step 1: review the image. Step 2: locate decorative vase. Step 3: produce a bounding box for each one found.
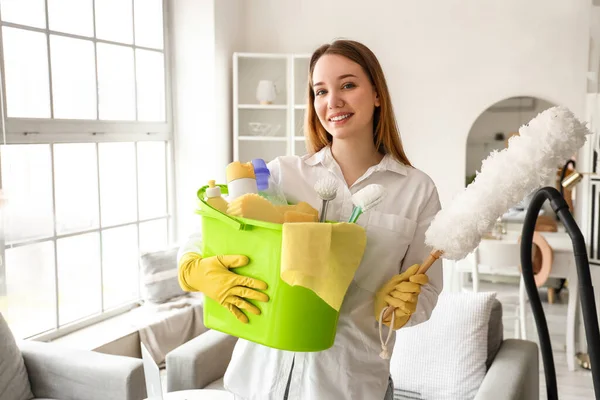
[256,80,276,105]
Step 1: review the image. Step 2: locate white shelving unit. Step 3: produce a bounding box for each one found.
[233,53,311,163]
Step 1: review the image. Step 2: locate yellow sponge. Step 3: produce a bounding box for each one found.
[294,202,319,218]
[283,211,318,223]
[227,193,284,224]
[276,202,319,219]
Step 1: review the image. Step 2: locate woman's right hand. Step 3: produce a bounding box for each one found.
[178,253,269,323]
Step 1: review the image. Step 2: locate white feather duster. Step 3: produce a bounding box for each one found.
[381,106,590,335]
[425,106,590,261]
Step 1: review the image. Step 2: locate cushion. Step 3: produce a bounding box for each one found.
[140,247,187,304]
[486,299,504,369]
[0,313,33,400]
[391,291,497,400]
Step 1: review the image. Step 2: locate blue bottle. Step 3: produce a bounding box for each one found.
[251,158,287,205]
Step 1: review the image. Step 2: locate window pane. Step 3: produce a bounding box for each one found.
[5,241,56,339]
[54,143,99,234]
[95,0,133,44]
[134,0,163,49]
[57,233,101,325]
[136,49,165,121]
[137,141,166,219]
[1,144,54,243]
[0,0,46,28]
[98,143,137,226]
[139,219,167,254]
[97,43,135,120]
[50,35,97,120]
[48,0,93,37]
[2,27,51,118]
[102,225,138,309]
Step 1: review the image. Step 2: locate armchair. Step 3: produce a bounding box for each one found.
[0,313,147,400]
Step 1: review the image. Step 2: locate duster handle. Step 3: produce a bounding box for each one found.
[417,250,444,274]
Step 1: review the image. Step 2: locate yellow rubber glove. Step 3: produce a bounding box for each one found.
[374,264,429,330]
[178,253,269,324]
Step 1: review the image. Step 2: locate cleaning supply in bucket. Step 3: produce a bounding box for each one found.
[252,158,270,192]
[283,210,318,223]
[348,184,386,223]
[252,158,288,206]
[227,191,320,225]
[275,202,319,220]
[226,161,258,201]
[205,180,229,213]
[196,183,368,351]
[227,193,285,224]
[314,177,339,222]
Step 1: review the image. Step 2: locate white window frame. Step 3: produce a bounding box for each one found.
[0,0,173,143]
[0,0,177,341]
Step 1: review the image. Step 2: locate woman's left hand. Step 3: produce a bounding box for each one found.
[374,264,428,330]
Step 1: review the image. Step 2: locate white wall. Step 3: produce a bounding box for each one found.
[215,0,245,163]
[169,0,244,241]
[239,0,590,208]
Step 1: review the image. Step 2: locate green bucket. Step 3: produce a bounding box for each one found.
[196,184,340,352]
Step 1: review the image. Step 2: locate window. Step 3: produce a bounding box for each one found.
[0,0,172,340]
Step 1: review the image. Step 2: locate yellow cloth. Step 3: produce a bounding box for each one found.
[374,264,429,330]
[178,253,269,324]
[280,222,367,311]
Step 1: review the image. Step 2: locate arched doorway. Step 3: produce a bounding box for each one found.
[466,96,557,187]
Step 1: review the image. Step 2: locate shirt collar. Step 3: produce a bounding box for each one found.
[304,145,409,176]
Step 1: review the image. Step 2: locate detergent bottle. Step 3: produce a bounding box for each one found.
[205,180,229,213]
[226,161,258,201]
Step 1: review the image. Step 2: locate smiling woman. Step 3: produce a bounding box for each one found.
[180,39,442,400]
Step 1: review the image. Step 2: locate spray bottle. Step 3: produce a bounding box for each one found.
[251,158,287,205]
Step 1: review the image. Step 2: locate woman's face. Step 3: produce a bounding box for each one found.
[311,54,380,141]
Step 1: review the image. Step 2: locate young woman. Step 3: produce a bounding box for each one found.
[178,39,443,400]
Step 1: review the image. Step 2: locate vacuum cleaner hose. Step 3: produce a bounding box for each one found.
[521,186,600,399]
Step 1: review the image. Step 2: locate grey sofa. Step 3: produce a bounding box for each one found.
[0,313,147,400]
[166,298,539,400]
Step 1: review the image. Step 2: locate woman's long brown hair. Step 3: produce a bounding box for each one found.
[304,40,411,166]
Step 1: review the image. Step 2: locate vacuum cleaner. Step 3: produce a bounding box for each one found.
[521,186,600,399]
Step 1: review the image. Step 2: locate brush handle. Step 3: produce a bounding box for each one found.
[382,250,444,321]
[320,199,329,223]
[348,206,362,223]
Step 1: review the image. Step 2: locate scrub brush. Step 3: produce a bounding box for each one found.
[348,184,385,223]
[314,177,339,222]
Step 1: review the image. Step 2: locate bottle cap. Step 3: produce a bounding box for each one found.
[226,161,255,183]
[251,158,270,190]
[206,180,222,198]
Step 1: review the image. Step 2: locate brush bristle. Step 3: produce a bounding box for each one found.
[314,177,339,201]
[352,184,385,211]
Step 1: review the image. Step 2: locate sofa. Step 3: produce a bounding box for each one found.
[166,295,539,400]
[0,312,147,400]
